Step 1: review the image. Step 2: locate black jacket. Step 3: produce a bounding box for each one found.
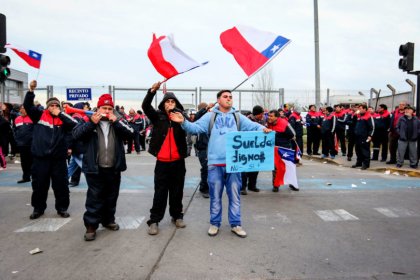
[142,89,188,158]
[14,115,34,147]
[354,112,375,138]
[396,116,420,141]
[72,115,134,174]
[194,107,209,151]
[24,91,78,158]
[321,113,336,134]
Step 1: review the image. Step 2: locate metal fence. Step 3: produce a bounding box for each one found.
[3,84,413,111]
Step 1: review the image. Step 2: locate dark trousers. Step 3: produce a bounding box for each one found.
[31,157,69,213]
[388,133,399,162]
[372,131,388,160]
[84,168,121,229]
[322,131,336,156]
[139,134,146,150]
[292,137,303,156]
[71,166,82,184]
[19,146,33,180]
[355,137,371,167]
[241,171,259,190]
[127,133,140,153]
[347,134,356,158]
[197,149,209,193]
[307,127,320,154]
[147,159,186,225]
[334,128,347,155]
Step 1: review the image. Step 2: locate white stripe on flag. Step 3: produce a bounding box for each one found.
[283,159,298,188]
[160,35,202,73]
[236,25,279,52]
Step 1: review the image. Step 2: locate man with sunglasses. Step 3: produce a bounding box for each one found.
[24,80,78,220]
[170,90,271,238]
[142,82,189,235]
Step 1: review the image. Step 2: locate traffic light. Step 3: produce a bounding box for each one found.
[0,54,11,83]
[398,42,414,72]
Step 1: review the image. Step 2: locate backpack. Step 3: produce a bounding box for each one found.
[208,111,240,136]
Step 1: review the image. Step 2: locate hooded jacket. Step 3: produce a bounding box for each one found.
[181,105,265,165]
[142,89,188,159]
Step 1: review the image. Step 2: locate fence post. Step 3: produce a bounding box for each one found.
[279,88,284,107]
[326,88,330,106]
[387,84,396,110]
[47,85,54,99]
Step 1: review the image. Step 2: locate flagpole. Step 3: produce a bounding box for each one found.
[35,68,41,81]
[231,77,250,92]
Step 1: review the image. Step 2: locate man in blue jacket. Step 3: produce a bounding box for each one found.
[170,90,271,238]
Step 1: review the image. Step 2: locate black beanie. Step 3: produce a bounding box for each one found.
[252,105,264,116]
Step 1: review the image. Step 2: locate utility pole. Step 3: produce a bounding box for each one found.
[314,0,321,106]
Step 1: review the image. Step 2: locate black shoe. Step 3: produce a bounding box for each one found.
[17,179,30,184]
[289,184,299,191]
[410,165,418,169]
[57,211,70,218]
[380,159,387,162]
[352,164,362,168]
[68,182,79,187]
[396,164,402,168]
[200,191,210,198]
[272,187,279,192]
[371,158,378,161]
[307,153,312,156]
[347,157,352,161]
[240,190,248,195]
[248,188,260,192]
[30,211,44,220]
[313,152,320,155]
[361,166,368,170]
[386,160,396,164]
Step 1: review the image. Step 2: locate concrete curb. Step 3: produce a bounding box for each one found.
[303,154,420,178]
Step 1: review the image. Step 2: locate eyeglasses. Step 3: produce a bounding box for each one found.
[221,95,232,99]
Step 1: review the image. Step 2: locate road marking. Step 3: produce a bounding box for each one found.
[315,209,359,222]
[275,213,291,223]
[15,218,71,232]
[116,216,145,229]
[374,207,417,218]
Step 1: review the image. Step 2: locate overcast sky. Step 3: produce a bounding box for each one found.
[2,0,420,95]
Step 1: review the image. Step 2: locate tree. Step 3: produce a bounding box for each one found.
[253,66,278,110]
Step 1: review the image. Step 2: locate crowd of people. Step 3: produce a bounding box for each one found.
[0,80,419,241]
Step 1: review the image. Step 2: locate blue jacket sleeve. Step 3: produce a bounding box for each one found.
[181,112,212,134]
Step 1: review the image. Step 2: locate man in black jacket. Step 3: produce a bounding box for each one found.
[142,82,188,235]
[352,104,375,170]
[396,105,419,168]
[73,94,134,241]
[14,105,34,183]
[24,80,78,220]
[194,102,214,198]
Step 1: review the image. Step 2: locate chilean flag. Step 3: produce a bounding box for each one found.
[273,146,299,189]
[147,34,208,80]
[220,25,290,77]
[5,44,42,69]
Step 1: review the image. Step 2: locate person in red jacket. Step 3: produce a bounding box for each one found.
[387,101,407,164]
[142,82,188,235]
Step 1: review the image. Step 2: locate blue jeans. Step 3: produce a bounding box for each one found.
[208,165,242,227]
[67,154,83,179]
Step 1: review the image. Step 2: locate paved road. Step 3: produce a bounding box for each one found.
[0,153,419,280]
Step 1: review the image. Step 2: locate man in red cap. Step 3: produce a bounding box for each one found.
[73,93,134,241]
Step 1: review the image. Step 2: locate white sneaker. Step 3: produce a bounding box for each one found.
[208,225,219,236]
[231,226,247,238]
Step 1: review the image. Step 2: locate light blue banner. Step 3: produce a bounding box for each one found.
[226,131,275,173]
